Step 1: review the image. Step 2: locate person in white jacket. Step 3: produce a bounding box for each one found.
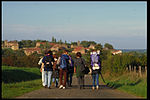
[38,56,45,86]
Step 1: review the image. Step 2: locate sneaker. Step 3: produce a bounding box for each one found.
[48,87,51,89]
[96,85,99,90]
[44,85,47,88]
[63,87,66,89]
[92,86,95,90]
[59,85,63,89]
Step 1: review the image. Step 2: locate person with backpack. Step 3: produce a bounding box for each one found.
[41,50,54,89]
[58,50,69,89]
[74,52,86,89]
[66,54,74,87]
[38,56,45,87]
[51,54,59,88]
[90,49,101,90]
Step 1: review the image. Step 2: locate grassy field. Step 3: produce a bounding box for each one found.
[2,66,43,98]
[102,72,147,98]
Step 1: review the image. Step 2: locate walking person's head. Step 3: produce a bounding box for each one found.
[76,52,82,58]
[63,50,68,55]
[45,50,52,55]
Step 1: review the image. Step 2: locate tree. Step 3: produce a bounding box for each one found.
[95,43,103,51]
[54,38,56,43]
[104,43,113,49]
[65,40,67,44]
[52,36,55,43]
[71,42,77,45]
[58,39,63,44]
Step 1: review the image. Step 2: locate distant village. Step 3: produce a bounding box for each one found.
[2,40,122,56]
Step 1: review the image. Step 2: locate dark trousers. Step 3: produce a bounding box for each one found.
[59,68,67,87]
[67,72,73,86]
[77,76,84,89]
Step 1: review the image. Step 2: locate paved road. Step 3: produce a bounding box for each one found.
[16,75,143,99]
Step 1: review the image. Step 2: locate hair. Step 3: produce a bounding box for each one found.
[92,49,97,52]
[47,50,53,55]
[63,49,68,53]
[76,52,82,57]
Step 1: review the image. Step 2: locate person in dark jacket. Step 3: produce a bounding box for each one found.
[74,52,86,89]
[41,50,54,89]
[59,50,69,89]
[66,54,74,87]
[52,54,59,88]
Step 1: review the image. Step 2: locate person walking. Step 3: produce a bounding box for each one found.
[52,54,59,88]
[41,50,54,89]
[90,50,101,90]
[66,54,74,87]
[74,52,86,89]
[38,56,45,87]
[58,50,69,89]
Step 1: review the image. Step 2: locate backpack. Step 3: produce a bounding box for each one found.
[60,55,68,69]
[91,53,99,63]
[91,53,100,70]
[44,56,53,69]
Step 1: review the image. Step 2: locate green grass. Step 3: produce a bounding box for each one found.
[2,66,43,99]
[103,72,147,98]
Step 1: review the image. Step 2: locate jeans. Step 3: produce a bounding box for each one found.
[67,72,73,86]
[44,70,53,88]
[92,73,99,87]
[42,68,45,86]
[52,78,59,87]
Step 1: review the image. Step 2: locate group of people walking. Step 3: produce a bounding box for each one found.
[38,49,101,90]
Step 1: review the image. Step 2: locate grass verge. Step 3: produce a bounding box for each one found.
[2,66,43,98]
[102,72,147,98]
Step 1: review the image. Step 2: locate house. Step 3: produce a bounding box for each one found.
[23,47,42,56]
[50,44,68,52]
[112,50,122,55]
[50,44,60,51]
[3,40,19,50]
[71,45,77,49]
[72,46,85,54]
[88,44,95,49]
[36,42,56,47]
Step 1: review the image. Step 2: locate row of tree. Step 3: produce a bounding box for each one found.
[100,50,147,76]
[3,38,114,50]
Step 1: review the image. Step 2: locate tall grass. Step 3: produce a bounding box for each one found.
[2,66,42,98]
[103,72,147,98]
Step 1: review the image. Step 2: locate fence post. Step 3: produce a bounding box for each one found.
[126,67,128,72]
[134,66,136,75]
[129,65,132,73]
[139,66,142,77]
[145,66,147,76]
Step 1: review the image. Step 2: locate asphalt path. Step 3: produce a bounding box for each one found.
[16,74,143,99]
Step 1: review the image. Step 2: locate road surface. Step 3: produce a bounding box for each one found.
[16,74,143,99]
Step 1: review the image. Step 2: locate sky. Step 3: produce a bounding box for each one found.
[2,1,147,49]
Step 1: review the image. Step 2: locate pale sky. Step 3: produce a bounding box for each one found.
[2,1,147,49]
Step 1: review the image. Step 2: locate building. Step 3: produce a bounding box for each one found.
[112,50,122,55]
[50,44,68,52]
[36,42,56,47]
[23,47,42,56]
[88,44,95,49]
[72,46,85,54]
[50,44,60,51]
[3,40,19,50]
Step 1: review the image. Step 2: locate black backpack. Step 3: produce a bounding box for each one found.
[44,56,53,69]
